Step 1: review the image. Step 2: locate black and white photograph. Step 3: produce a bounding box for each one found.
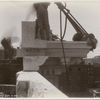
[0,0,100,99]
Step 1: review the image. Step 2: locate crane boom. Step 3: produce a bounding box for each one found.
[55,2,88,35]
[55,2,97,50]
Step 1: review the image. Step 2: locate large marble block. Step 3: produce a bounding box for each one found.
[17,21,91,58]
[17,41,91,58]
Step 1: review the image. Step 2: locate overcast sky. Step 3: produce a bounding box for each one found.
[0,0,100,58]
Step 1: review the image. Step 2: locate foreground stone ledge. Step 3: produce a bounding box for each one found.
[16,71,68,98]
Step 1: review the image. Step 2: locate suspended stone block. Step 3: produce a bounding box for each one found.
[17,21,91,58]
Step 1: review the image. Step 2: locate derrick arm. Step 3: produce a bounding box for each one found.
[55,2,97,50]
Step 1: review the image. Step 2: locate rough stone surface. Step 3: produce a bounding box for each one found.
[23,56,48,71]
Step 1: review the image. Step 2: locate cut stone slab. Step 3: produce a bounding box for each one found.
[21,21,36,48]
[17,41,91,58]
[21,21,47,48]
[16,71,68,98]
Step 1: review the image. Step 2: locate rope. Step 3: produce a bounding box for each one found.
[62,16,67,39]
[60,10,62,39]
[59,9,69,75]
[61,2,67,39]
